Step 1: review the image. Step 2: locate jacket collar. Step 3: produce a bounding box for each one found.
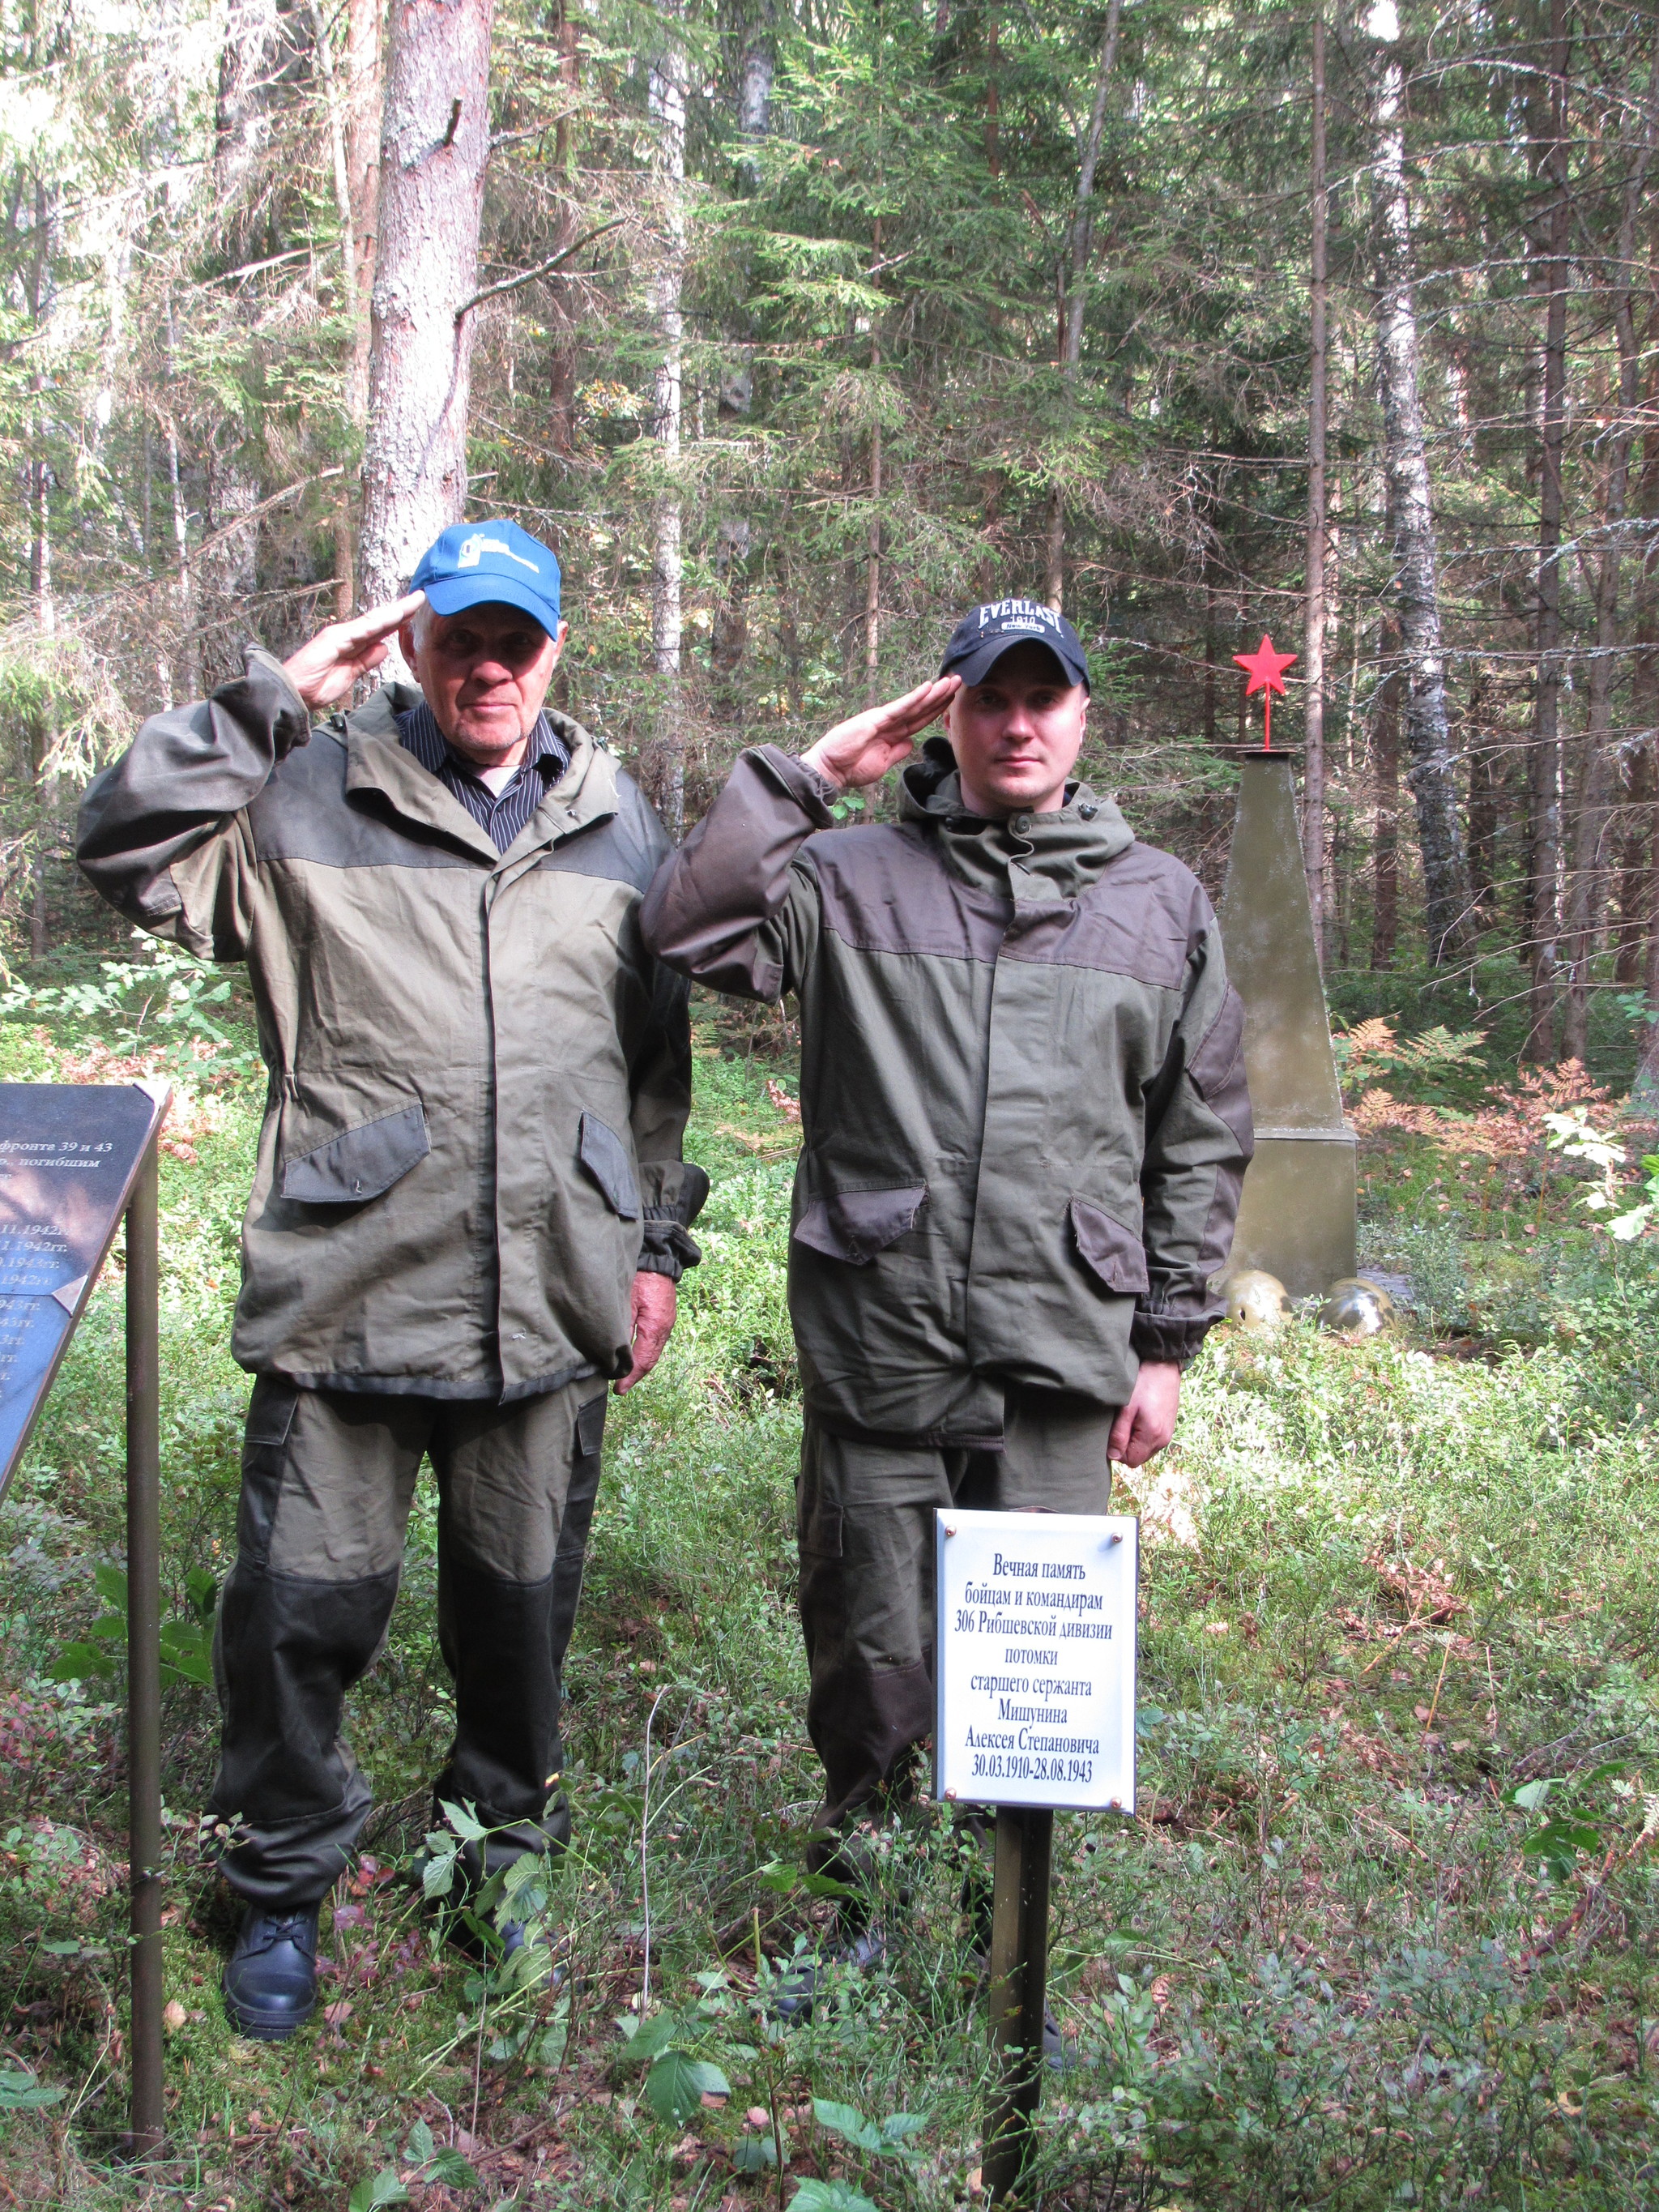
[898,734,1132,900]
[339,685,617,867]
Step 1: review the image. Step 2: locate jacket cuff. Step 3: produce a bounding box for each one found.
[242,647,315,759]
[752,745,841,827]
[1130,1306,1221,1368]
[638,1217,703,1282]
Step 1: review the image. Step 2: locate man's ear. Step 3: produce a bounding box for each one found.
[397,619,420,677]
[548,619,569,668]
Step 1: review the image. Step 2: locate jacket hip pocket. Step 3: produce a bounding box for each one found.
[1069,1198,1150,1295]
[792,1185,928,1266]
[578,1112,642,1220]
[280,1104,429,1205]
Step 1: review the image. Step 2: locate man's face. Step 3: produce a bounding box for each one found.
[945,641,1088,818]
[399,602,568,765]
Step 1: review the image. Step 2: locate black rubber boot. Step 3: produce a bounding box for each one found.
[222,1902,322,2041]
[770,1924,887,2023]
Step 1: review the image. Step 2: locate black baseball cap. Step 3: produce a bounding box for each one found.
[939,600,1090,691]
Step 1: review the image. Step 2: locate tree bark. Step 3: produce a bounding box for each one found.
[1525,0,1571,1056]
[1371,611,1403,970]
[1561,38,1657,1064]
[1043,0,1123,613]
[1303,4,1328,958]
[1368,0,1474,967]
[345,0,385,446]
[546,0,582,460]
[359,0,495,630]
[650,0,689,837]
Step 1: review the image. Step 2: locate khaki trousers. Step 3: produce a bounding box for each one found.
[796,1388,1114,1864]
[207,1374,606,1906]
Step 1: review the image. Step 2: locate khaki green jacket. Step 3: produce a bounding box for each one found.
[77,651,705,1401]
[641,740,1251,1442]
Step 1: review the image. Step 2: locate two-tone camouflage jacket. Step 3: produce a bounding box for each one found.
[77,651,706,1401]
[641,737,1251,1442]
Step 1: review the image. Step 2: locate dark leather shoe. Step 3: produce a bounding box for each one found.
[222,1903,321,2041]
[770,1927,886,2023]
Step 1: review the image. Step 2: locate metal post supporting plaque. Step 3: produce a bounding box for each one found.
[983,1805,1054,2202]
[124,1139,164,2159]
[0,1083,169,2159]
[934,1509,1139,2206]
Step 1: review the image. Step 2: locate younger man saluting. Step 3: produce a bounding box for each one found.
[642,600,1251,2006]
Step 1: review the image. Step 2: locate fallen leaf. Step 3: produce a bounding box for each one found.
[162,2000,187,2032]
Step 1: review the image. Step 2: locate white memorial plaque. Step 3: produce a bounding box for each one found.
[933,1510,1137,1813]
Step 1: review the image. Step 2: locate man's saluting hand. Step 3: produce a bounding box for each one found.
[281,592,427,710]
[802,675,961,791]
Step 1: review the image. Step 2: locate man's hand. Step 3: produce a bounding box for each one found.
[1108,1360,1182,1469]
[614,1270,677,1395]
[281,592,427,711]
[801,674,961,792]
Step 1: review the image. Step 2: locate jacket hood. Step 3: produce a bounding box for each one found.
[898,732,1132,899]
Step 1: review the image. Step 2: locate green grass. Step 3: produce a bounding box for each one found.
[1,974,1658,2208]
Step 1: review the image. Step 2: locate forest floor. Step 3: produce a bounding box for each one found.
[0,943,1657,2210]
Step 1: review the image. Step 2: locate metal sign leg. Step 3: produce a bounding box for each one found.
[125,1139,164,2159]
[983,1804,1053,2203]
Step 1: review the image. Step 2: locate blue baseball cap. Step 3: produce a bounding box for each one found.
[410,519,562,633]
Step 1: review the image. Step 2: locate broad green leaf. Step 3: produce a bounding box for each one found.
[439,1798,490,1843]
[1510,1779,1556,1813]
[347,2170,408,2211]
[645,2048,725,2124]
[733,2136,778,2172]
[881,2112,928,2143]
[812,2099,885,2152]
[427,2146,479,2186]
[48,1642,115,1683]
[791,2182,879,2212]
[0,2069,66,2109]
[186,1566,218,1618]
[422,1847,459,1899]
[93,1564,129,1612]
[402,2118,434,2165]
[619,2009,682,2062]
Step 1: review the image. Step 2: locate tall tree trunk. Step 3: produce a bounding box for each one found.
[1043,0,1122,612]
[1525,0,1571,1056]
[1303,3,1328,957]
[359,0,496,629]
[1561,38,1657,1063]
[309,0,360,616]
[650,1,689,837]
[216,0,305,252]
[546,0,582,460]
[345,0,384,432]
[1368,0,1473,967]
[28,177,60,962]
[1371,612,1403,970]
[1466,672,1500,918]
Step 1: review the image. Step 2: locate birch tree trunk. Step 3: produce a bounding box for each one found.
[358,0,495,626]
[1560,39,1657,1063]
[1525,0,1571,1057]
[1303,4,1328,957]
[1043,0,1122,612]
[1367,0,1473,966]
[650,2,689,838]
[1371,612,1402,970]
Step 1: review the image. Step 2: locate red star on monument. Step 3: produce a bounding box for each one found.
[1233,634,1297,748]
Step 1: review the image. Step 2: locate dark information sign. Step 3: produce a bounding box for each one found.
[0,1083,168,1501]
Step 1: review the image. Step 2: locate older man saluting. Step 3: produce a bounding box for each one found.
[78,522,706,2039]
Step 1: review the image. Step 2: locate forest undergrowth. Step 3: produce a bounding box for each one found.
[0,946,1657,2209]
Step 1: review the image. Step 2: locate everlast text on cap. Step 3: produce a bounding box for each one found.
[939,600,1091,693]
